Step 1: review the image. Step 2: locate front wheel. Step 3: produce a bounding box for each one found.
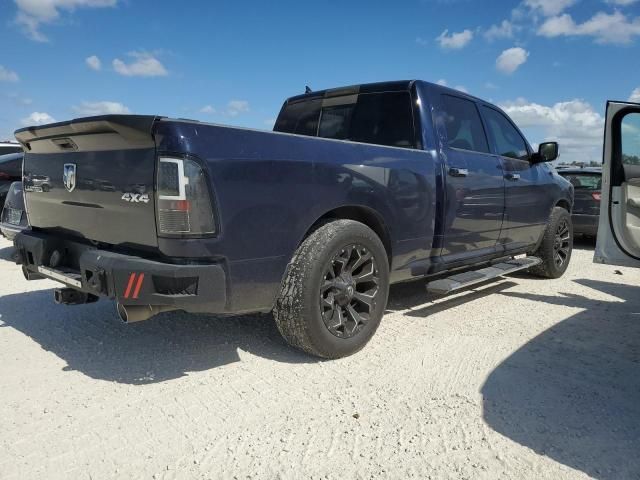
[528,206,573,279]
[273,219,390,359]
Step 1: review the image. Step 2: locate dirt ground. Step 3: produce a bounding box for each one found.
[0,236,638,480]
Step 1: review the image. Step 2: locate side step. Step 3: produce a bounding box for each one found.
[427,257,541,295]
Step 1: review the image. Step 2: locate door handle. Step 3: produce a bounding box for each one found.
[448,167,469,177]
[505,173,521,181]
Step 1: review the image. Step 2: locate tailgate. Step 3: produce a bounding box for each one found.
[15,115,159,248]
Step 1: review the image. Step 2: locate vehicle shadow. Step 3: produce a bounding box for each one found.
[386,279,518,317]
[573,235,597,251]
[0,245,17,263]
[0,289,317,385]
[482,278,640,480]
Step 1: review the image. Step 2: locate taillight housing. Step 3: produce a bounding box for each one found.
[156,156,216,236]
[592,192,601,201]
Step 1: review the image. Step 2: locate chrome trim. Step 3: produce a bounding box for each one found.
[36,266,82,288]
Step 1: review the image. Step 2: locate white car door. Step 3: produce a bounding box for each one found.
[595,101,640,267]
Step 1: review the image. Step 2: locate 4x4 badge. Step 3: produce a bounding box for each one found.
[63,163,76,192]
[122,193,150,203]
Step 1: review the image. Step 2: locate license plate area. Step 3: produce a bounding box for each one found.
[6,208,22,225]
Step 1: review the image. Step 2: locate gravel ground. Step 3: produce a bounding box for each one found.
[1,235,639,480]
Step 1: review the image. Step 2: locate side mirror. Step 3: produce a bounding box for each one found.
[531,142,559,163]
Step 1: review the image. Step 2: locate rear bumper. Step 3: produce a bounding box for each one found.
[571,213,599,236]
[0,222,27,241]
[15,231,227,313]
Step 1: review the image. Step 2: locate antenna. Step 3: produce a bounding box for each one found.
[305,85,312,94]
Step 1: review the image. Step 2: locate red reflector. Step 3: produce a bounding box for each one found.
[175,200,191,211]
[592,192,601,201]
[132,273,145,299]
[124,273,136,298]
[0,172,10,180]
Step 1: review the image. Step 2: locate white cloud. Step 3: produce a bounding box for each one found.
[484,20,514,41]
[85,55,101,71]
[14,0,117,42]
[538,11,640,44]
[0,66,19,82]
[200,105,216,114]
[72,101,130,115]
[415,37,429,46]
[21,112,56,126]
[496,47,529,74]
[436,79,448,86]
[112,51,167,77]
[435,29,473,49]
[630,88,640,103]
[7,93,32,105]
[524,0,577,16]
[226,100,249,116]
[607,0,639,5]
[500,98,604,163]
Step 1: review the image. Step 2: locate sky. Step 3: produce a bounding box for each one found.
[1,0,639,164]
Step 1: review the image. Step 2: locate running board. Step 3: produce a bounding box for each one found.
[426,257,541,295]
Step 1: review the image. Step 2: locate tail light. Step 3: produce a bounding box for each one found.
[592,192,601,201]
[156,157,216,236]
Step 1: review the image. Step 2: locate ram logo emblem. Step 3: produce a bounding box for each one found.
[63,163,76,192]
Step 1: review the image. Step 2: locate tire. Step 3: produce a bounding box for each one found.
[528,206,573,279]
[273,219,390,359]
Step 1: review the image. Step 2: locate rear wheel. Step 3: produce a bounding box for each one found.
[273,219,390,359]
[529,206,573,279]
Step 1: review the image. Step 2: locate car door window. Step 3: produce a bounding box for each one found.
[482,107,529,160]
[440,95,489,153]
[622,112,640,165]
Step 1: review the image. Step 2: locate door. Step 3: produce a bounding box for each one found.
[481,106,551,251]
[595,101,640,267]
[438,94,505,261]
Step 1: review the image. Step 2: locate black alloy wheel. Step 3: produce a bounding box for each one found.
[320,244,380,339]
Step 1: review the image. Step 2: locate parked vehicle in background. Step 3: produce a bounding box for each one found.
[557,167,601,237]
[0,142,23,155]
[596,100,640,267]
[14,80,573,358]
[0,152,23,209]
[0,182,28,241]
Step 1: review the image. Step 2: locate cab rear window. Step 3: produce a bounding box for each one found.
[274,91,416,149]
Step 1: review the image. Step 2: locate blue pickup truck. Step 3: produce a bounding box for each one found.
[13,80,573,358]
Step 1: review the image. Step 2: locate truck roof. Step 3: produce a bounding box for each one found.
[283,79,484,105]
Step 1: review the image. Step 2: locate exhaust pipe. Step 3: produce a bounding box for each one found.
[116,303,176,323]
[54,288,99,305]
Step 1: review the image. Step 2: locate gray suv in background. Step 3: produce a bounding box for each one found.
[557,167,602,237]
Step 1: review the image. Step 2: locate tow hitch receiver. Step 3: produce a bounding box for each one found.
[54,288,99,305]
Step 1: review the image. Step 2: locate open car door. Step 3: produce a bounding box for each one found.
[595,101,640,267]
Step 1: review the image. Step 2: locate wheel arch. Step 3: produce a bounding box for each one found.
[555,198,572,213]
[302,205,393,265]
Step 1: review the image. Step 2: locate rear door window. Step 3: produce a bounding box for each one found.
[440,95,489,153]
[482,107,529,160]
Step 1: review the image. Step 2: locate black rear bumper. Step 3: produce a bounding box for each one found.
[572,213,599,236]
[15,231,227,313]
